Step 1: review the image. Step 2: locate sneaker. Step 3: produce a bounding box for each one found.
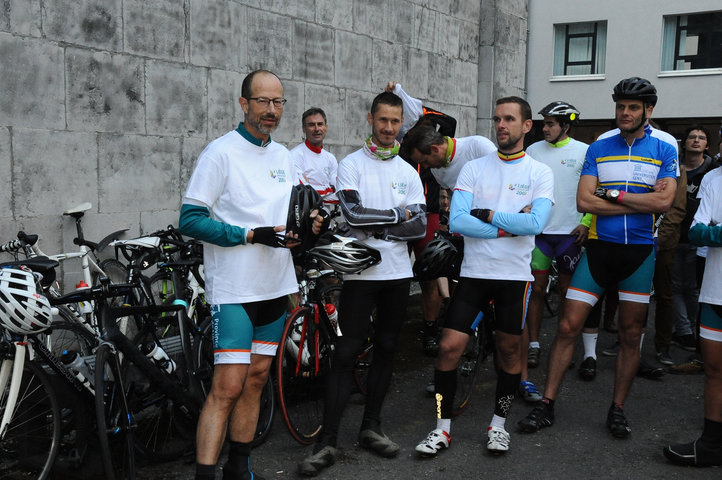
[637,359,664,379]
[527,346,540,368]
[486,426,510,453]
[663,439,722,467]
[358,429,400,458]
[298,445,337,477]
[423,335,440,357]
[415,428,450,456]
[578,357,597,381]
[601,340,619,357]
[656,349,674,366]
[672,333,696,352]
[518,403,554,432]
[668,358,704,375]
[519,380,542,403]
[606,404,631,438]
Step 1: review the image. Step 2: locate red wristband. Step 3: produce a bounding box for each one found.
[498,229,507,238]
[616,190,625,204]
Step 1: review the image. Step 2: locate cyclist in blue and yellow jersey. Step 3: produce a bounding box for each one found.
[180,70,323,480]
[415,96,554,456]
[519,77,678,439]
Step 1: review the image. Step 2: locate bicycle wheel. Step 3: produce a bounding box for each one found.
[249,376,274,448]
[276,306,332,445]
[452,328,482,417]
[98,258,128,285]
[95,344,135,480]
[0,359,61,480]
[44,307,98,356]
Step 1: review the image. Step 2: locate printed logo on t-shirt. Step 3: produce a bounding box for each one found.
[391,181,408,195]
[631,164,657,185]
[561,158,577,168]
[270,169,287,182]
[508,183,530,196]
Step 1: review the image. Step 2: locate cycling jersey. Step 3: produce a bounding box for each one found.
[582,133,677,245]
[290,140,338,203]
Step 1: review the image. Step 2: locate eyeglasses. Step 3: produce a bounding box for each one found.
[687,135,707,141]
[247,97,287,108]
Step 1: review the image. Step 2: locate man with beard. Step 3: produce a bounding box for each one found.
[415,97,554,456]
[299,91,426,476]
[519,77,678,439]
[180,69,321,480]
[290,107,338,204]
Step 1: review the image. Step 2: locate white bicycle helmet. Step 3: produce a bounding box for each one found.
[308,233,381,274]
[0,268,53,334]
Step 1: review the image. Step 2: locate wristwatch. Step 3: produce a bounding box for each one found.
[607,189,621,201]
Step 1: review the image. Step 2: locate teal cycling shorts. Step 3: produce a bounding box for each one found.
[211,296,286,365]
[700,303,722,343]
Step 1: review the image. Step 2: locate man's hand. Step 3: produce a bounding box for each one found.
[520,205,532,214]
[311,208,328,235]
[249,226,287,248]
[385,81,397,93]
[653,179,668,192]
[570,224,589,245]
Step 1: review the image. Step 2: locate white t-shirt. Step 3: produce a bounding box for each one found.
[391,84,424,139]
[184,130,299,304]
[692,171,722,306]
[454,152,555,281]
[336,149,426,281]
[696,167,722,258]
[526,138,588,234]
[290,142,338,202]
[431,136,497,189]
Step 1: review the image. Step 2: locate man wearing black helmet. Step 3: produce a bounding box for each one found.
[519,77,678,439]
[522,102,590,396]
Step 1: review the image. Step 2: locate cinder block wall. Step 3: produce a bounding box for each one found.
[0,0,527,285]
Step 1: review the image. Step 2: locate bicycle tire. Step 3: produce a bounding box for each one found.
[452,329,482,417]
[97,258,129,286]
[95,344,136,480]
[249,376,274,448]
[45,307,98,356]
[276,306,332,445]
[0,359,61,480]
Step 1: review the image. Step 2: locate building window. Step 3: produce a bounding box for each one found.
[662,12,722,71]
[553,21,607,76]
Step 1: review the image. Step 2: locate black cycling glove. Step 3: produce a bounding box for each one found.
[469,208,492,223]
[250,227,286,248]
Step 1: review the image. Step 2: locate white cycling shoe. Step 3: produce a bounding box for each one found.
[415,428,451,456]
[487,426,510,453]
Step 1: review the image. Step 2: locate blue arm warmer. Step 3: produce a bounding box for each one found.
[178,203,247,247]
[449,190,499,239]
[688,223,722,247]
[492,198,553,236]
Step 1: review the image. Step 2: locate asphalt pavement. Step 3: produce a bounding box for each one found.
[138,294,715,480]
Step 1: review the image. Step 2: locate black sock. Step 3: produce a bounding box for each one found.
[434,369,457,419]
[195,463,216,480]
[224,441,251,475]
[424,321,437,337]
[541,397,555,409]
[494,370,520,418]
[701,418,722,444]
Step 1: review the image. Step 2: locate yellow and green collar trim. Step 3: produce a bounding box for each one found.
[497,150,525,162]
[548,137,571,148]
[441,137,457,168]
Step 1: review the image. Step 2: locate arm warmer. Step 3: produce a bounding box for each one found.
[378,203,427,241]
[178,203,247,247]
[492,198,553,236]
[449,190,499,239]
[338,189,407,227]
[688,223,722,247]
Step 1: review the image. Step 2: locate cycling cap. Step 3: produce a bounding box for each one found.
[309,233,381,274]
[612,77,657,106]
[0,267,53,334]
[413,236,459,281]
[287,183,323,238]
[538,101,580,123]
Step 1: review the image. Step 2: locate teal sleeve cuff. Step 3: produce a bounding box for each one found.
[688,223,722,247]
[179,203,247,247]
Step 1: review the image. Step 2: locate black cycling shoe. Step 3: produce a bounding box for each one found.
[518,403,554,433]
[663,439,722,467]
[578,356,596,381]
[423,335,440,357]
[606,404,631,438]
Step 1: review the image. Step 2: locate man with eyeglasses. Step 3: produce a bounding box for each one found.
[290,107,338,205]
[180,69,320,480]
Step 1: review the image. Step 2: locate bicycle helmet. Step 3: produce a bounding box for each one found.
[612,77,658,106]
[413,236,459,281]
[538,101,580,124]
[287,183,323,238]
[308,233,381,274]
[0,267,53,334]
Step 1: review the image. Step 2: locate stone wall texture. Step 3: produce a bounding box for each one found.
[0,0,527,284]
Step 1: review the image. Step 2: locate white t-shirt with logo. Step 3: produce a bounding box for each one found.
[431,136,497,189]
[336,149,426,281]
[184,130,298,304]
[692,171,722,306]
[290,142,338,202]
[454,153,555,281]
[526,138,588,234]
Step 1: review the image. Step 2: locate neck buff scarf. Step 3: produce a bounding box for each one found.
[497,150,526,162]
[305,139,323,154]
[363,135,400,160]
[440,136,457,168]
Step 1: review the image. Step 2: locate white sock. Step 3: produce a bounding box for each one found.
[582,332,598,359]
[529,341,540,349]
[489,414,506,429]
[436,418,451,433]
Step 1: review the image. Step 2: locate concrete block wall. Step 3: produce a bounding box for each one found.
[0,0,527,285]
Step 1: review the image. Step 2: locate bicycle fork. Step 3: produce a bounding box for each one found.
[0,342,27,439]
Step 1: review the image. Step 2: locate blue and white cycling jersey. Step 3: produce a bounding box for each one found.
[583,133,677,245]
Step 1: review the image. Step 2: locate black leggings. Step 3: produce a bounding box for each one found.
[319,278,410,441]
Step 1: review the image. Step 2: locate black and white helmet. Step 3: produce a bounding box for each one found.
[413,236,460,281]
[612,77,658,106]
[538,101,580,125]
[0,268,53,334]
[308,233,381,274]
